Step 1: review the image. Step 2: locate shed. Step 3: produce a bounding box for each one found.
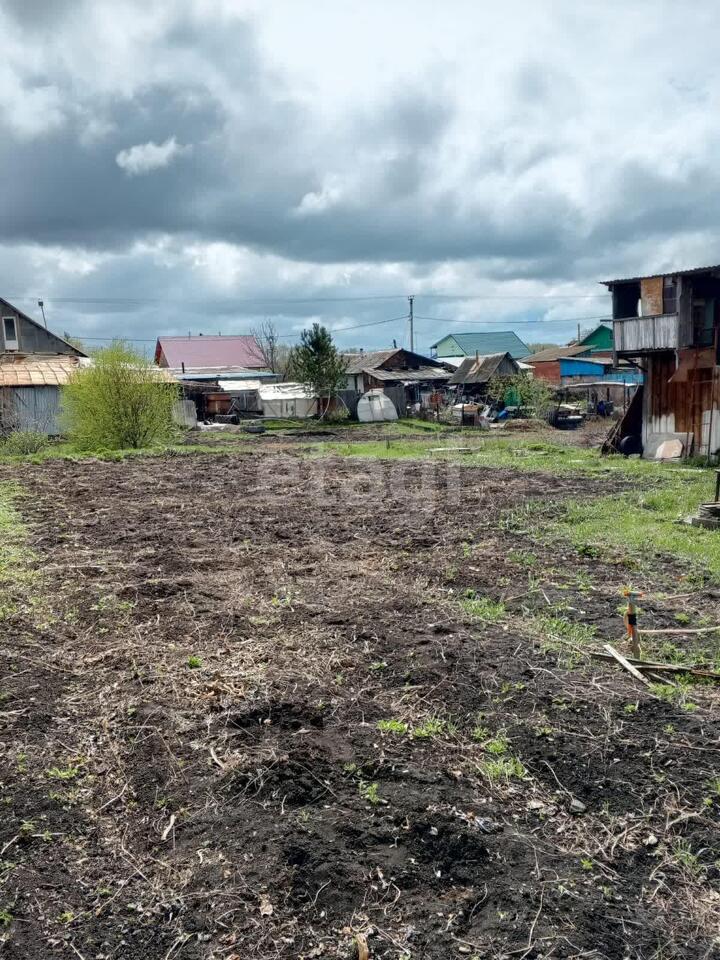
[524,344,591,384]
[258,382,318,419]
[448,352,520,387]
[0,354,89,435]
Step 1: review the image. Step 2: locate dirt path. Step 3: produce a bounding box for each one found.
[0,451,718,959]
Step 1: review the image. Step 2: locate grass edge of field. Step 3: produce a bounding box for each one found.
[305,436,720,579]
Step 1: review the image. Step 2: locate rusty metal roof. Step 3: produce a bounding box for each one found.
[0,354,176,387]
[525,344,591,363]
[0,354,85,386]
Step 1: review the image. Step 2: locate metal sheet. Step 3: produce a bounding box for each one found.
[0,385,62,435]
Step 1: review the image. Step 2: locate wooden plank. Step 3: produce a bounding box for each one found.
[641,276,663,316]
[602,643,651,686]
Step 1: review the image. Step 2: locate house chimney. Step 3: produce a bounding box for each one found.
[393,339,397,349]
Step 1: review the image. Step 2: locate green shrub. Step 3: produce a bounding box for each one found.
[0,431,49,455]
[61,342,178,451]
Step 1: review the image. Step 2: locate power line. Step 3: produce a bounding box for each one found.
[414,314,611,327]
[69,313,411,343]
[6,291,609,306]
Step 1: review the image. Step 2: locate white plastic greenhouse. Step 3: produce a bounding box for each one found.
[356,389,398,422]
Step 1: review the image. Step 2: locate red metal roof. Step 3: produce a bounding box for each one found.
[155,336,266,369]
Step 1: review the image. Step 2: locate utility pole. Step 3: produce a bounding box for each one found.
[38,300,47,329]
[408,295,414,352]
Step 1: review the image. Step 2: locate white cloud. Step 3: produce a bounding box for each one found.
[115,136,188,176]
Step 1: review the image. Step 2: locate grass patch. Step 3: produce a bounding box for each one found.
[530,613,597,663]
[0,482,33,618]
[377,718,408,735]
[412,718,452,740]
[461,595,506,622]
[307,436,719,577]
[479,755,527,782]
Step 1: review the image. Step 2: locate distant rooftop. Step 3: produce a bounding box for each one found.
[430,331,530,359]
[525,344,589,363]
[155,335,266,370]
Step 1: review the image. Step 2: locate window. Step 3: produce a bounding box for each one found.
[2,317,18,350]
[663,277,677,315]
[692,299,714,347]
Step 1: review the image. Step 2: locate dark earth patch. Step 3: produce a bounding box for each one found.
[0,448,718,959]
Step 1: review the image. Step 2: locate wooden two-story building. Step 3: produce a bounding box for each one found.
[605,265,720,458]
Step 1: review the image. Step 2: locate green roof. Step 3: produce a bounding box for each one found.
[576,323,613,352]
[430,331,531,359]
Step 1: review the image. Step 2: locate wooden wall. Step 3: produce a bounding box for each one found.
[646,351,720,455]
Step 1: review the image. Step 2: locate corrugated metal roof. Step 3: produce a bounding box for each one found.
[258,382,316,400]
[366,365,451,383]
[601,264,720,286]
[448,352,519,385]
[156,335,267,369]
[431,331,531,359]
[0,354,85,386]
[525,344,590,363]
[169,366,276,381]
[0,355,176,387]
[218,379,264,391]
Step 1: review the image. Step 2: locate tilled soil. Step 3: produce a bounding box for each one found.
[0,450,718,960]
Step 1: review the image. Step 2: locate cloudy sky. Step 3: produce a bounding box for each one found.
[3,0,720,354]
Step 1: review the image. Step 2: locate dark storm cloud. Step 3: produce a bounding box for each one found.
[1,0,720,351]
[2,0,80,29]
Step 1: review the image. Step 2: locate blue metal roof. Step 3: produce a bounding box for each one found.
[431,331,531,359]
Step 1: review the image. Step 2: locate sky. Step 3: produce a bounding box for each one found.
[3,0,720,355]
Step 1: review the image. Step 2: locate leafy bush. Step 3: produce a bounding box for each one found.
[61,342,179,450]
[0,431,49,455]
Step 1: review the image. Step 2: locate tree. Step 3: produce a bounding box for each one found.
[250,319,291,377]
[526,342,559,354]
[61,341,179,450]
[287,323,347,417]
[485,372,554,418]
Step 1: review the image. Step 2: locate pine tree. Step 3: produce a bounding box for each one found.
[288,324,347,417]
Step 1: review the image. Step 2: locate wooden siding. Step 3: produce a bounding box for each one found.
[614,314,679,353]
[645,351,720,455]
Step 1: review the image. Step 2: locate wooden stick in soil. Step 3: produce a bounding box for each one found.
[590,652,720,680]
[603,643,651,686]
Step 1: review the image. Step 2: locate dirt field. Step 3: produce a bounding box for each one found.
[1,446,718,959]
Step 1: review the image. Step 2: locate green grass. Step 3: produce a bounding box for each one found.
[479,755,527,782]
[412,717,452,739]
[0,440,256,465]
[461,596,506,622]
[0,482,33,618]
[377,718,408,735]
[307,436,720,578]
